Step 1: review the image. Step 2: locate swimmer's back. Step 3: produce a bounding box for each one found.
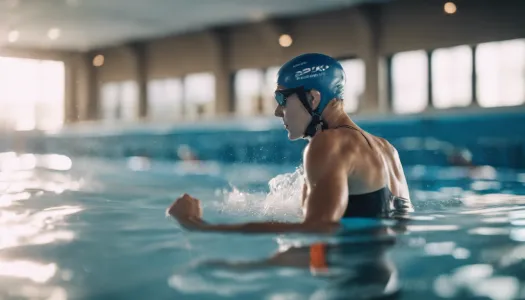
[309,125,410,200]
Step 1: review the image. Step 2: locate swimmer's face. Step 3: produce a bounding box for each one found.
[274,86,318,140]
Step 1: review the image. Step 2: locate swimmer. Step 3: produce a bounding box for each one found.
[167,53,414,234]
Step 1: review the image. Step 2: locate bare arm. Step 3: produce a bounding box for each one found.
[170,132,352,234]
[176,217,339,234]
[391,144,411,200]
[302,132,350,223]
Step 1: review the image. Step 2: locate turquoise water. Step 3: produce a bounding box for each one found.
[1,153,525,299]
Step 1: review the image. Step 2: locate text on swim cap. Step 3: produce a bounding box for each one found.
[292,61,307,68]
[295,65,330,80]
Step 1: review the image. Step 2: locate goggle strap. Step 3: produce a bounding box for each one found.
[297,90,313,114]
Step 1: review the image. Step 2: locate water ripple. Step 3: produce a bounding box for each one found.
[0,155,524,300]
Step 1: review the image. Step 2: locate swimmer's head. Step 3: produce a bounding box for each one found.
[274,53,346,140]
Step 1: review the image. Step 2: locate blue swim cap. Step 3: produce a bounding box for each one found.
[277,53,346,114]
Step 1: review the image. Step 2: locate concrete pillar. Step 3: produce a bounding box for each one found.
[209,22,286,115]
[355,4,387,114]
[73,53,98,121]
[86,54,99,120]
[129,42,149,119]
[209,28,232,115]
[63,56,78,123]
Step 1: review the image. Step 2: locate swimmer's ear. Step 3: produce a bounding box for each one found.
[309,89,321,110]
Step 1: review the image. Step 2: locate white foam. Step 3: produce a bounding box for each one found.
[216,166,304,221]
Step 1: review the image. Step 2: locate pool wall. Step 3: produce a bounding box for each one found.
[1,108,524,169]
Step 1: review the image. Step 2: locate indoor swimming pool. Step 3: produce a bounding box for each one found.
[1,152,525,299]
[1,0,524,299]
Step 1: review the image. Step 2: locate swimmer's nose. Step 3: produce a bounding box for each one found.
[274,105,284,117]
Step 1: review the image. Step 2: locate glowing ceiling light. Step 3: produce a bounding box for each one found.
[92,55,104,67]
[444,2,457,14]
[279,34,293,48]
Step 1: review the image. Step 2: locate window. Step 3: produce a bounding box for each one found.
[476,39,525,107]
[339,59,365,113]
[234,69,264,116]
[183,73,215,119]
[0,57,65,131]
[99,81,139,122]
[432,45,473,109]
[391,50,429,114]
[100,83,120,121]
[263,66,280,115]
[120,81,139,121]
[147,78,183,121]
[35,61,66,130]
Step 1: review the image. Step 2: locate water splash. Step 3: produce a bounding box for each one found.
[263,165,304,219]
[215,166,304,221]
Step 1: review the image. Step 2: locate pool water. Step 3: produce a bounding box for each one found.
[1,153,525,300]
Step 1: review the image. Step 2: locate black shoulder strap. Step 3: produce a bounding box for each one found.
[335,125,373,149]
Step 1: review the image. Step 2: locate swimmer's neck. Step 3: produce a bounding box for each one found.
[308,105,358,139]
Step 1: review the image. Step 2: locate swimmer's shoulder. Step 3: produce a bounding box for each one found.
[358,131,399,156]
[304,130,341,159]
[362,133,404,172]
[304,130,360,168]
[374,135,397,153]
[371,135,401,163]
[307,129,358,154]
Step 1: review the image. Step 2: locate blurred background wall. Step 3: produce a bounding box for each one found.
[0,0,524,130]
[0,0,524,167]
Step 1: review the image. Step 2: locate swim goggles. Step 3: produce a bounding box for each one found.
[274,86,312,112]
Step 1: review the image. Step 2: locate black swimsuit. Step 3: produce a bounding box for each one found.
[334,125,413,218]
